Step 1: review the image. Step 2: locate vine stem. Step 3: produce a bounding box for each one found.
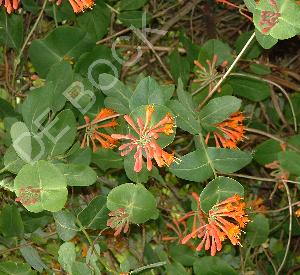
[246,127,300,153]
[11,0,48,87]
[130,261,167,274]
[196,32,256,111]
[76,219,116,274]
[276,181,292,275]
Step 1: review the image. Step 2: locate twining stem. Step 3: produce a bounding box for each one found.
[11,0,48,87]
[276,181,292,275]
[76,219,116,274]
[246,127,300,153]
[196,32,256,111]
[130,261,167,274]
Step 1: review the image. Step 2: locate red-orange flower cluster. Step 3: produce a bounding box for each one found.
[107,208,130,236]
[164,193,249,256]
[194,55,228,93]
[112,105,177,172]
[205,112,245,149]
[56,0,94,13]
[0,0,94,14]
[81,108,118,152]
[0,0,19,13]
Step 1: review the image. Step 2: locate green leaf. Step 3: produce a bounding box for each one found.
[169,244,198,266]
[0,204,24,238]
[0,10,23,50]
[177,78,196,114]
[168,51,190,86]
[10,122,34,163]
[53,210,79,241]
[246,214,269,246]
[46,61,74,113]
[253,0,300,40]
[55,163,97,187]
[249,63,272,75]
[170,149,214,182]
[193,256,238,275]
[29,26,93,77]
[235,31,262,59]
[200,176,244,213]
[0,98,16,119]
[98,73,132,114]
[254,139,281,165]
[198,39,233,66]
[71,262,93,275]
[279,151,300,176]
[207,147,252,173]
[92,148,124,171]
[43,109,77,157]
[198,96,242,124]
[107,183,158,224]
[118,11,152,28]
[58,242,76,274]
[255,29,278,49]
[168,100,201,134]
[67,146,92,166]
[124,153,150,184]
[21,85,52,133]
[120,0,149,10]
[243,0,256,13]
[4,145,26,174]
[77,196,109,230]
[14,161,68,213]
[0,261,36,275]
[19,244,47,273]
[129,77,166,110]
[227,76,271,101]
[78,1,111,41]
[75,45,121,83]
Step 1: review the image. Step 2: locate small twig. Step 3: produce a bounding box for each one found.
[11,0,47,87]
[246,127,300,153]
[129,261,167,274]
[276,181,292,275]
[223,173,300,185]
[133,29,173,80]
[265,201,300,214]
[262,247,278,274]
[112,44,186,53]
[96,28,131,44]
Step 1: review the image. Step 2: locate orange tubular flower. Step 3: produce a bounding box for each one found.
[0,0,19,13]
[56,0,94,13]
[81,108,118,152]
[112,105,177,173]
[178,193,249,256]
[205,112,245,149]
